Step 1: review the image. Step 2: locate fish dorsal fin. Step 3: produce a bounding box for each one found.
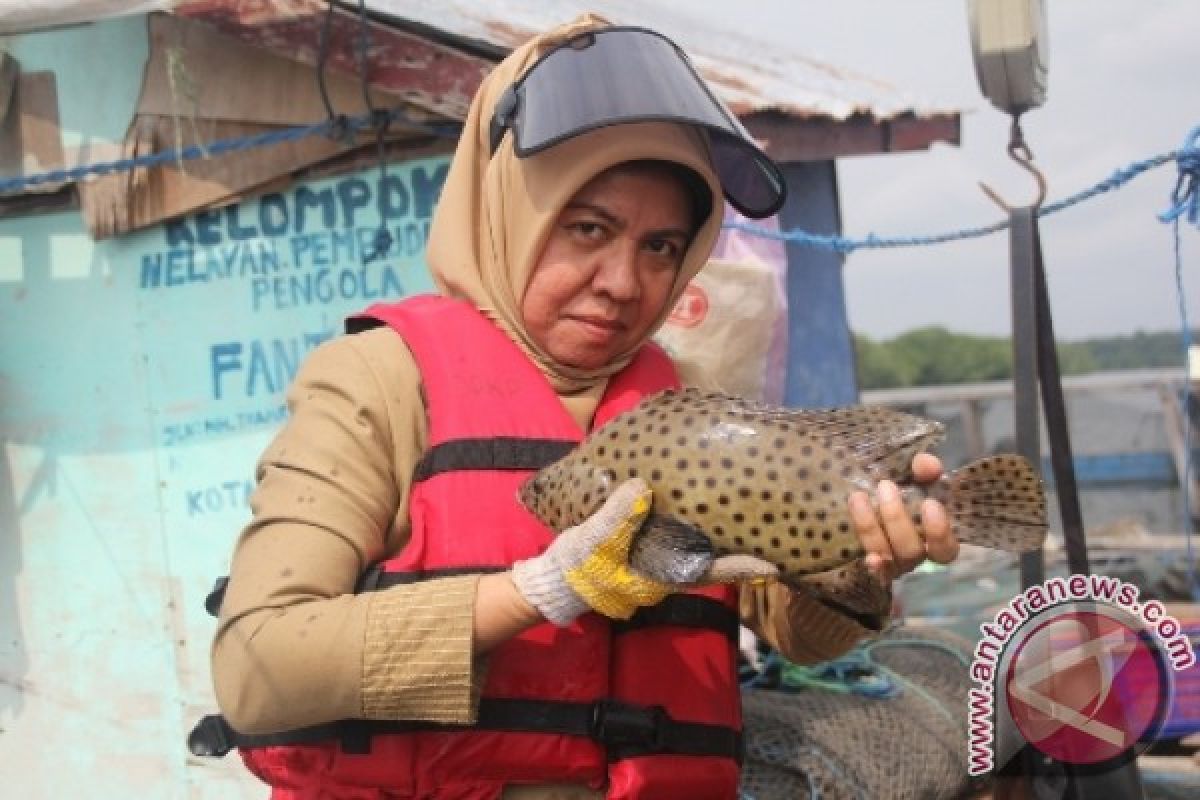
[631,390,944,480]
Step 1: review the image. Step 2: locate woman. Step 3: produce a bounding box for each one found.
[209,15,957,799]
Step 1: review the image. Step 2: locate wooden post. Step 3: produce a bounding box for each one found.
[962,397,987,460]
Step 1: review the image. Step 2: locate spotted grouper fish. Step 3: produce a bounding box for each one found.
[518,388,1047,589]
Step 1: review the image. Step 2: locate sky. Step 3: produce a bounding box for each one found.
[678,0,1199,341]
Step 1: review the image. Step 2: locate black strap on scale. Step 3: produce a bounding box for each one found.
[1003,207,1146,799]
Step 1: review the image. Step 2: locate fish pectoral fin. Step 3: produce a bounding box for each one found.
[795,561,892,614]
[703,554,779,584]
[628,514,714,584]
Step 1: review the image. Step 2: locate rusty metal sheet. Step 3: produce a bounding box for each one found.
[171,0,959,156]
[174,0,492,120]
[356,0,961,123]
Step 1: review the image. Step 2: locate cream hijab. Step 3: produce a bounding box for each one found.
[425,14,725,428]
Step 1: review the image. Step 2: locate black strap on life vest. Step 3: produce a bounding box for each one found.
[612,593,739,644]
[412,437,576,482]
[191,583,741,761]
[188,696,742,763]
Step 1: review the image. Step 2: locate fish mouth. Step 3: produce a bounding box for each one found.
[516,476,539,511]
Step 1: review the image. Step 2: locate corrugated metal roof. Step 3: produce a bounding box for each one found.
[363,0,958,122]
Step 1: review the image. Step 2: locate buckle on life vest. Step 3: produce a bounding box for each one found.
[590,700,666,750]
[188,714,234,757]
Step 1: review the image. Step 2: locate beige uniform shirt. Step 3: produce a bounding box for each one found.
[211,327,885,795]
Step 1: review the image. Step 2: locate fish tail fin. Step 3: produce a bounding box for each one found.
[929,454,1048,553]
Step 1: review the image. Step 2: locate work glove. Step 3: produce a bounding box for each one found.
[512,478,778,626]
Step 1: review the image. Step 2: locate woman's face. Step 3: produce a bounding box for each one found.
[521,166,695,370]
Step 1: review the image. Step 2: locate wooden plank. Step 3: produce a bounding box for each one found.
[0,70,66,193]
[861,368,1186,406]
[1039,452,1179,488]
[962,398,987,460]
[1158,383,1200,517]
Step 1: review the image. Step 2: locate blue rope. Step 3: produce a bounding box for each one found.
[2,108,1195,255]
[0,107,460,195]
[1159,126,1200,227]
[724,140,1199,253]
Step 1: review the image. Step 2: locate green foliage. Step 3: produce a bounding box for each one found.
[853,328,1192,389]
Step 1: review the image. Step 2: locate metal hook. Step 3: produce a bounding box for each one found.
[979,115,1048,212]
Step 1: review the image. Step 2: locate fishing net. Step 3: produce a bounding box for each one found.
[739,624,986,800]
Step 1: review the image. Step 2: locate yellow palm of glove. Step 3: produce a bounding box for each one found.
[562,488,673,620]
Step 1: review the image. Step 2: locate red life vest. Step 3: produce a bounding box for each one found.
[238,295,742,799]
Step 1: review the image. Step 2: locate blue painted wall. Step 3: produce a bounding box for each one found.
[1,17,457,789]
[0,136,447,794]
